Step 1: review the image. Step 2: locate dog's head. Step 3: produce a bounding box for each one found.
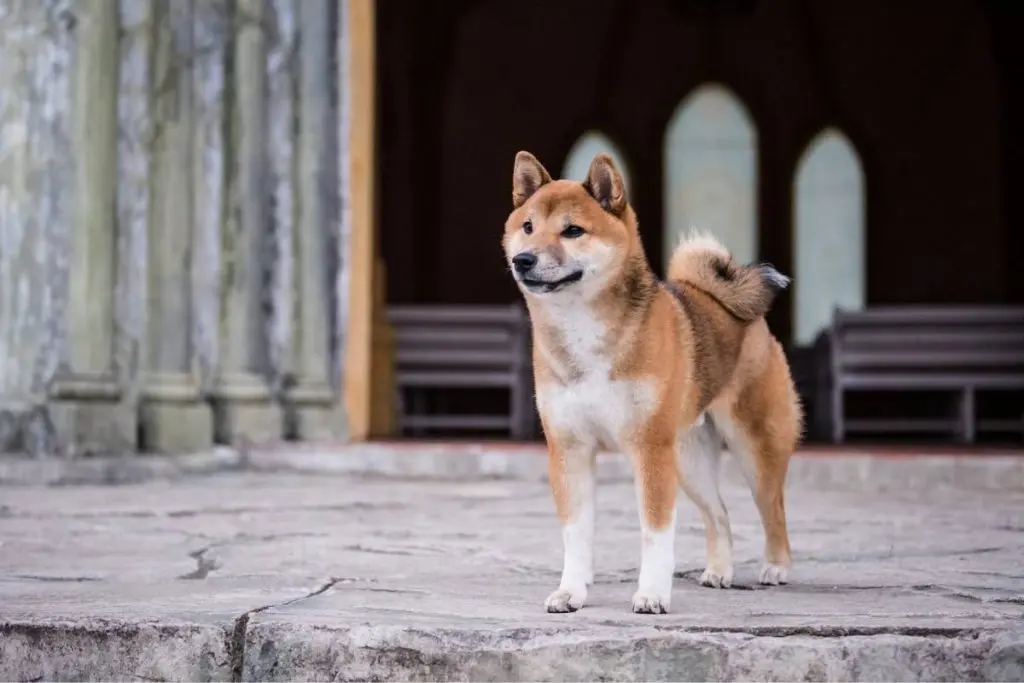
[502,151,637,299]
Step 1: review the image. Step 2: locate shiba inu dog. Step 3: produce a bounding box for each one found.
[502,150,802,614]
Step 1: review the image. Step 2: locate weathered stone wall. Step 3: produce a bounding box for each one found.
[0,0,349,457]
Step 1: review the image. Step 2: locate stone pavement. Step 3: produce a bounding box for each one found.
[2,456,1024,681]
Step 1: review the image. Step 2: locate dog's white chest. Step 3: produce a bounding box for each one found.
[534,303,658,450]
[539,375,656,451]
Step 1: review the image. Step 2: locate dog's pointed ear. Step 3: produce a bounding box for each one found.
[512,151,552,209]
[583,152,627,215]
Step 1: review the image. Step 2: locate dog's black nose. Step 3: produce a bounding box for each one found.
[512,252,538,274]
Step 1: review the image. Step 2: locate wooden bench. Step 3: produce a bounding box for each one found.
[387,304,536,440]
[829,305,1024,443]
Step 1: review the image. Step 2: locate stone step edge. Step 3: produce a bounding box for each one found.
[1,619,1022,682]
[1,443,1022,490]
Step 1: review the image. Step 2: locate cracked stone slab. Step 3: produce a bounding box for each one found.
[1,472,1023,681]
[0,475,382,681]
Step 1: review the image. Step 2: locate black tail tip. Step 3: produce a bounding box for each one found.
[758,263,791,292]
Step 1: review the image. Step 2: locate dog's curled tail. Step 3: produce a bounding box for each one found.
[667,231,790,323]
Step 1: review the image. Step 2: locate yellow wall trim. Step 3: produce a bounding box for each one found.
[343,0,377,442]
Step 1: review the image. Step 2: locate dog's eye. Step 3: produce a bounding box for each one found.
[561,225,585,239]
[523,220,533,235]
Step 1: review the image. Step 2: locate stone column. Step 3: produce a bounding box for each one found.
[0,1,74,456]
[191,0,229,397]
[282,0,347,440]
[139,0,214,453]
[48,0,138,456]
[266,0,296,430]
[211,0,282,443]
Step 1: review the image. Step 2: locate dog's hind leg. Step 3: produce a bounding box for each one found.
[731,428,791,586]
[677,417,734,588]
[711,377,797,586]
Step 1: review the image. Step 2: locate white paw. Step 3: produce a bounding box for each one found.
[631,589,671,614]
[545,587,586,613]
[759,563,789,586]
[699,567,733,589]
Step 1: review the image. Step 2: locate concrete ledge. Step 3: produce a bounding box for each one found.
[0,447,244,486]
[1,620,233,682]
[2,473,1022,681]
[245,442,1024,492]
[242,624,1024,682]
[2,442,1022,491]
[4,618,1020,682]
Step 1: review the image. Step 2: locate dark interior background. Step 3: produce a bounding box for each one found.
[375,0,1024,442]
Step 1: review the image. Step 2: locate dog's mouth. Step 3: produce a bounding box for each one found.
[519,270,584,293]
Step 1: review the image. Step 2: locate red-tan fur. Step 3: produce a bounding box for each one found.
[502,151,802,614]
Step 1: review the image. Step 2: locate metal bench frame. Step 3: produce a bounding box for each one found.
[387,304,536,440]
[829,305,1024,443]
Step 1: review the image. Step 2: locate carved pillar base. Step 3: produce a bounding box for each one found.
[285,384,347,442]
[46,375,135,457]
[213,374,283,444]
[48,404,136,458]
[141,402,214,454]
[0,401,57,456]
[140,374,213,453]
[215,404,283,445]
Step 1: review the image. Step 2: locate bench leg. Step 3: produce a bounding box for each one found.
[813,374,829,442]
[394,387,406,436]
[831,384,845,444]
[411,389,427,438]
[960,387,976,445]
[513,365,537,441]
[511,369,537,441]
[510,384,525,441]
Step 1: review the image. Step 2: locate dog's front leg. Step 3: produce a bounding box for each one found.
[544,437,596,613]
[629,440,678,614]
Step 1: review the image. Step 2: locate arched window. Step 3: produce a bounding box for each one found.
[663,83,758,268]
[793,127,866,345]
[561,130,632,196]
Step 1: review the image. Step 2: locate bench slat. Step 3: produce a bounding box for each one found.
[841,330,1024,347]
[977,418,1024,431]
[834,306,1024,326]
[389,305,525,325]
[401,415,512,430]
[395,328,515,345]
[843,418,961,433]
[396,348,518,367]
[396,370,519,388]
[839,350,1024,368]
[839,373,1024,389]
